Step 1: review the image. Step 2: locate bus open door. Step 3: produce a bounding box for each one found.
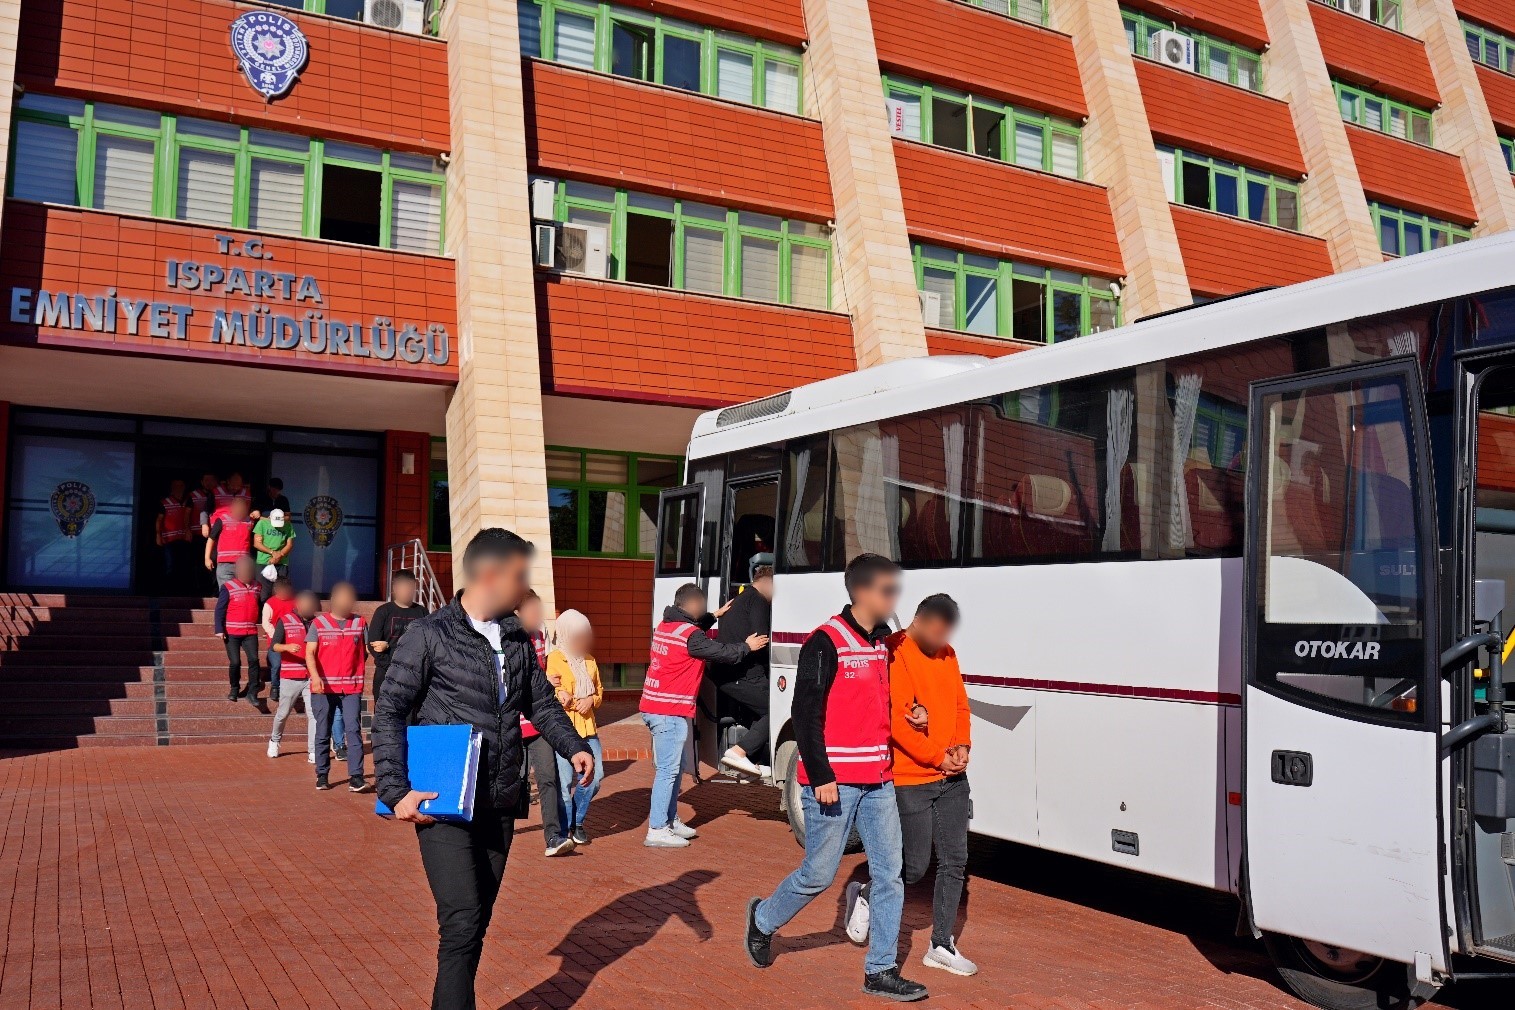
[1242,359,1447,1009]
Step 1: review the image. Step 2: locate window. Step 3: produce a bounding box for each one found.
[1369,202,1471,257]
[913,243,1118,343]
[883,74,1083,179]
[261,0,441,34]
[428,438,451,551]
[962,0,1048,27]
[522,0,805,115]
[9,94,447,254]
[778,435,830,573]
[1466,20,1515,74]
[1334,81,1432,146]
[541,178,832,308]
[547,447,683,558]
[1122,9,1263,92]
[1317,0,1400,31]
[1503,137,1515,174]
[1160,147,1302,230]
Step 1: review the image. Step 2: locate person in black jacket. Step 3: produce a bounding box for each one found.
[373,528,593,1010]
[713,566,774,779]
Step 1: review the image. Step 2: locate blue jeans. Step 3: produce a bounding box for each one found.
[755,782,904,976]
[642,713,689,829]
[556,734,603,829]
[332,703,346,750]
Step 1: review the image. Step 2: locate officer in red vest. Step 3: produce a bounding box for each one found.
[155,479,194,588]
[745,554,927,1003]
[268,589,320,762]
[192,473,217,538]
[261,577,298,705]
[307,581,370,793]
[205,496,256,589]
[640,583,767,848]
[214,555,267,706]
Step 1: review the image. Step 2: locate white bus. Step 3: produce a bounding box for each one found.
[652,233,1515,1009]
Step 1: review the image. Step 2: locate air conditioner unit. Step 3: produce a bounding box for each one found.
[1339,0,1373,20]
[529,179,556,221]
[558,223,609,278]
[364,0,426,34]
[533,223,557,269]
[1155,149,1176,202]
[918,290,942,328]
[1152,30,1195,72]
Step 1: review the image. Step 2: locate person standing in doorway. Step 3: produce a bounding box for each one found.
[714,565,774,779]
[549,609,603,846]
[307,581,369,793]
[367,570,429,708]
[261,577,298,705]
[372,529,593,1010]
[745,554,927,1003]
[192,472,218,537]
[844,593,977,977]
[215,555,266,706]
[253,508,296,595]
[215,471,255,516]
[515,589,571,856]
[268,589,320,762]
[205,496,255,588]
[156,479,195,589]
[262,476,292,516]
[640,583,767,848]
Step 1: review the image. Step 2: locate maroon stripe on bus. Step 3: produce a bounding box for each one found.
[962,674,1242,707]
[771,632,810,644]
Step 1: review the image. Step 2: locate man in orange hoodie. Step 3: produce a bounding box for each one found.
[844,593,977,977]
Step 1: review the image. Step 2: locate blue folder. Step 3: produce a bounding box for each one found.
[375,724,483,823]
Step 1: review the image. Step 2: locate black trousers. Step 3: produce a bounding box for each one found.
[417,805,516,1010]
[224,634,260,696]
[897,774,972,948]
[719,677,769,759]
[525,734,562,844]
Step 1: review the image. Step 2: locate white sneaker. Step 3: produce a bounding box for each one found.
[923,938,978,976]
[266,741,279,759]
[844,881,870,944]
[644,826,691,848]
[669,818,698,840]
[307,752,316,765]
[721,748,763,778]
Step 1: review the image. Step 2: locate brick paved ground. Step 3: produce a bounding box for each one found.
[0,744,1508,1010]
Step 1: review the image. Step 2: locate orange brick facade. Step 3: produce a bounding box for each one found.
[1310,3,1439,108]
[1136,62,1306,178]
[1170,205,1334,297]
[1346,126,1478,226]
[552,556,655,665]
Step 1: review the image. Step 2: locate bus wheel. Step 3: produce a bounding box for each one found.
[780,741,861,853]
[1262,932,1430,1010]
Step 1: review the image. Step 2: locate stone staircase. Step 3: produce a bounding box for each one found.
[0,593,376,750]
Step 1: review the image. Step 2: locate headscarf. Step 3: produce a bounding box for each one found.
[555,609,594,700]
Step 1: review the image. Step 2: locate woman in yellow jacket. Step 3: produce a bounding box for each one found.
[549,609,604,845]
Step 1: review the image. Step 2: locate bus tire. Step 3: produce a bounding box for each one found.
[1261,932,1430,1010]
[781,741,862,853]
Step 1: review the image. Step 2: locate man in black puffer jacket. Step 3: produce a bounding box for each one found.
[374,528,592,1010]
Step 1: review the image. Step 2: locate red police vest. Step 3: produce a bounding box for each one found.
[214,484,251,512]
[520,630,550,739]
[223,580,261,637]
[795,616,893,787]
[278,613,312,679]
[312,613,366,694]
[640,621,703,718]
[161,497,192,542]
[214,518,254,562]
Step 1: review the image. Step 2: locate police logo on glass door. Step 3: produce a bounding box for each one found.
[49,481,96,538]
[230,11,310,101]
[305,495,345,548]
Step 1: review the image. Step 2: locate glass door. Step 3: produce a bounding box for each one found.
[6,430,137,590]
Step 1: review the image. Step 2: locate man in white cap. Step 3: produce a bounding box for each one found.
[253,507,297,595]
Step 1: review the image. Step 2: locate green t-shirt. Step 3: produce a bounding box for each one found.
[253,518,295,565]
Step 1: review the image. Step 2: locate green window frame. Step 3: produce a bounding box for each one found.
[8,93,447,254]
[1465,20,1515,74]
[261,0,444,36]
[882,74,1083,179]
[520,0,805,115]
[913,242,1120,344]
[1333,80,1433,146]
[546,446,684,558]
[1369,201,1471,257]
[1317,0,1401,32]
[1502,136,1515,174]
[961,0,1049,28]
[427,437,451,552]
[543,177,833,309]
[1122,8,1263,92]
[1160,147,1302,230]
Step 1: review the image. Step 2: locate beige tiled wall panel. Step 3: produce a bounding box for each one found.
[441,0,557,608]
[1054,0,1190,319]
[1258,0,1381,271]
[802,0,928,365]
[0,0,20,237]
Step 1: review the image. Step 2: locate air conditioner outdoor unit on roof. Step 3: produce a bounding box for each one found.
[1153,30,1195,72]
[364,0,426,34]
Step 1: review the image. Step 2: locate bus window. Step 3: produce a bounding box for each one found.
[778,436,828,573]
[1474,368,1515,625]
[656,490,701,578]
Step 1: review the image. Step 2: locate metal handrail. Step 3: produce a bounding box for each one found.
[384,539,446,613]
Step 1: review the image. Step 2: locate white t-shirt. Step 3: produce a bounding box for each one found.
[468,615,506,705]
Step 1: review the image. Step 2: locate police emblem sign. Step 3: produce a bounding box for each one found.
[230,11,309,101]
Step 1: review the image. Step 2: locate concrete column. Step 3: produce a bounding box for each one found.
[1054,0,1190,320]
[1402,0,1515,235]
[440,0,557,610]
[0,0,21,237]
[801,0,928,365]
[1258,0,1382,271]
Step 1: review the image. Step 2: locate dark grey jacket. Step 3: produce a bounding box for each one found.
[373,594,589,812]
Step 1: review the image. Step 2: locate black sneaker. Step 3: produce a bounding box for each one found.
[349,777,374,794]
[862,968,927,1002]
[227,690,239,702]
[571,826,590,846]
[335,747,348,762]
[270,692,280,703]
[545,835,576,857]
[315,775,331,791]
[745,897,774,969]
